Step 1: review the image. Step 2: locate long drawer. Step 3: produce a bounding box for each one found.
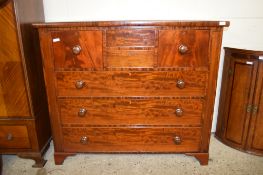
[58,98,203,126]
[62,127,201,152]
[56,71,207,97]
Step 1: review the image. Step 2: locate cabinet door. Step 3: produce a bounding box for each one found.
[0,2,31,118]
[223,58,258,148]
[246,59,263,154]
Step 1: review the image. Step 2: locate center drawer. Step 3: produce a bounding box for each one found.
[106,29,156,47]
[62,127,201,152]
[56,71,207,97]
[58,98,203,126]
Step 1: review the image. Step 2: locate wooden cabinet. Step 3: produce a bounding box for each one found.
[216,47,263,156]
[35,21,229,165]
[0,0,51,167]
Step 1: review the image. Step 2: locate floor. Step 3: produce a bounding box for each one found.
[2,135,263,175]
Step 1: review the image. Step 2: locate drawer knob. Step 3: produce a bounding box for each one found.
[75,80,85,89]
[72,45,82,55]
[6,133,13,141]
[178,44,188,54]
[175,108,183,117]
[176,79,185,89]
[78,108,87,117]
[80,136,88,144]
[173,136,181,145]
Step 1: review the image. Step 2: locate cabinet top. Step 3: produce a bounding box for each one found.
[33,20,230,28]
[224,47,263,56]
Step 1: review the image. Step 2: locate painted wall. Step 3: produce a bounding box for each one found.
[43,0,263,132]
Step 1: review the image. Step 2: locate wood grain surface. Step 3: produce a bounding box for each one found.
[225,59,257,145]
[36,21,229,164]
[58,98,203,126]
[216,47,263,156]
[105,49,157,68]
[0,2,30,117]
[247,61,263,153]
[106,29,156,47]
[158,30,210,67]
[56,71,207,97]
[52,31,103,69]
[62,127,201,152]
[0,0,51,167]
[0,125,31,149]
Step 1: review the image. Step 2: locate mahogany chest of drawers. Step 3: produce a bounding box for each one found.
[35,21,229,165]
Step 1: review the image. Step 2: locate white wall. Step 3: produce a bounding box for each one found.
[43,0,263,132]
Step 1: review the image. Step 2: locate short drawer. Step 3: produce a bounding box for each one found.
[51,31,103,69]
[106,29,156,47]
[56,71,207,97]
[158,29,210,67]
[105,49,157,68]
[62,127,201,152]
[0,125,31,149]
[59,98,203,126]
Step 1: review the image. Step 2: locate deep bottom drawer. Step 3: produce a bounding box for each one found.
[62,127,201,152]
[0,125,31,149]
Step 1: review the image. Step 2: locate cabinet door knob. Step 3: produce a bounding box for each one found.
[75,80,85,89]
[78,108,87,117]
[176,79,185,89]
[72,45,82,55]
[175,108,183,117]
[173,136,181,145]
[178,44,188,54]
[80,136,88,144]
[6,133,13,141]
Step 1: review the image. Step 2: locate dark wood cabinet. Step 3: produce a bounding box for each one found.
[0,0,51,167]
[35,21,229,165]
[216,47,263,156]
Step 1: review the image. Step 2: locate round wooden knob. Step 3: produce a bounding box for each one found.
[75,80,85,89]
[173,136,181,145]
[176,79,185,89]
[175,108,183,117]
[80,136,88,144]
[78,108,87,117]
[72,45,82,55]
[178,44,188,54]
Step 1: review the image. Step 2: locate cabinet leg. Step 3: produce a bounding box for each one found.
[54,152,75,165]
[186,153,209,165]
[18,153,47,168]
[17,142,51,168]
